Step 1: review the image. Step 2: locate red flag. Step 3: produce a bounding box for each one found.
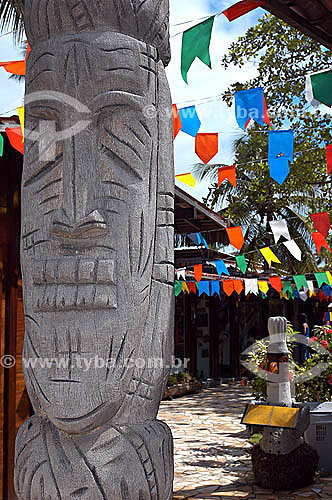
[218,165,236,188]
[187,282,197,294]
[223,280,234,297]
[6,127,24,155]
[312,232,331,255]
[233,280,244,295]
[223,0,266,22]
[173,104,182,139]
[226,226,244,250]
[263,95,271,127]
[194,264,203,283]
[319,291,328,303]
[311,212,330,238]
[0,42,31,76]
[195,133,218,164]
[269,276,283,293]
[327,144,332,176]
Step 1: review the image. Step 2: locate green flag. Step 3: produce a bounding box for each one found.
[306,69,332,108]
[181,16,215,84]
[282,281,295,299]
[314,272,330,288]
[0,134,3,157]
[175,281,182,297]
[293,275,308,291]
[236,254,247,274]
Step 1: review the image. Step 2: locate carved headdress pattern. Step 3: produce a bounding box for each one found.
[24,0,171,65]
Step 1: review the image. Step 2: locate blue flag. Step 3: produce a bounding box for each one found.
[211,281,221,296]
[179,106,201,137]
[199,281,210,296]
[188,233,200,245]
[235,87,270,130]
[268,130,294,185]
[215,259,230,277]
[322,284,332,298]
[201,234,209,249]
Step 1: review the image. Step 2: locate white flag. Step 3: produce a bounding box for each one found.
[283,240,302,261]
[245,278,259,296]
[176,269,186,280]
[299,289,308,302]
[307,281,315,295]
[269,220,291,243]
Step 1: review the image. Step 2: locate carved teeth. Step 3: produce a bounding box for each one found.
[33,259,115,285]
[96,260,115,284]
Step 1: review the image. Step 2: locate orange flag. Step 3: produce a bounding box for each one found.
[223,280,234,296]
[269,276,283,293]
[0,43,31,76]
[218,165,236,188]
[226,226,244,250]
[195,133,218,164]
[6,127,24,155]
[194,264,203,283]
[173,104,182,139]
[312,232,331,255]
[187,282,197,294]
[233,280,244,295]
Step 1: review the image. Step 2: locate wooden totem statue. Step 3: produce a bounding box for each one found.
[15,1,174,498]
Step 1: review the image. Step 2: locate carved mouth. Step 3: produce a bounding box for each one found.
[32,258,117,312]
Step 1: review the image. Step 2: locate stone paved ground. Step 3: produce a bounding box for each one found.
[158,384,332,499]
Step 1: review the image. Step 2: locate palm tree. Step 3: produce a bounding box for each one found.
[0,0,24,40]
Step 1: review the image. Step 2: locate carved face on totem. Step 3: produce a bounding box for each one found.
[21,28,174,433]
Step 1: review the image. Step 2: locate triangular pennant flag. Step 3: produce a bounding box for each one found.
[211,281,220,297]
[176,269,186,280]
[307,280,316,297]
[314,272,330,288]
[0,42,31,76]
[218,165,237,188]
[226,226,244,250]
[280,290,289,300]
[283,281,295,299]
[175,173,196,188]
[327,144,332,176]
[260,247,281,267]
[194,264,203,283]
[178,106,201,137]
[236,255,247,274]
[268,130,294,185]
[306,69,332,108]
[319,291,329,303]
[223,0,266,21]
[299,290,309,302]
[188,233,200,245]
[258,281,269,295]
[172,104,182,139]
[5,127,24,155]
[195,133,218,164]
[283,240,302,261]
[0,134,3,157]
[293,275,308,291]
[199,281,210,296]
[233,280,244,295]
[17,105,24,141]
[322,284,332,298]
[187,282,197,294]
[311,212,331,238]
[269,220,290,243]
[182,282,190,294]
[223,280,234,297]
[234,87,270,130]
[326,271,332,286]
[175,281,182,296]
[245,278,259,296]
[215,259,230,277]
[181,16,215,84]
[312,232,331,255]
[269,276,283,293]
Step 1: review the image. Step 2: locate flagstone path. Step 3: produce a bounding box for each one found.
[158,384,332,499]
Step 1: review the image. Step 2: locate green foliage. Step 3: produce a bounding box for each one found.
[194,14,332,274]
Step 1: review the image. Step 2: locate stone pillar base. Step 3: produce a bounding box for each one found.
[251,443,318,491]
[15,415,174,500]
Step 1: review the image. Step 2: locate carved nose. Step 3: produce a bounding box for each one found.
[52,209,108,239]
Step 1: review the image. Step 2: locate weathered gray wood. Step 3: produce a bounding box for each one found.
[15,2,174,498]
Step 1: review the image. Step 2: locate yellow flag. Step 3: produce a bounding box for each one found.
[260,247,281,267]
[17,105,24,141]
[175,173,196,188]
[326,271,332,286]
[280,291,288,300]
[182,282,189,294]
[258,281,269,295]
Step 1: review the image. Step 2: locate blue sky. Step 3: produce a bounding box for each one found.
[0,0,266,202]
